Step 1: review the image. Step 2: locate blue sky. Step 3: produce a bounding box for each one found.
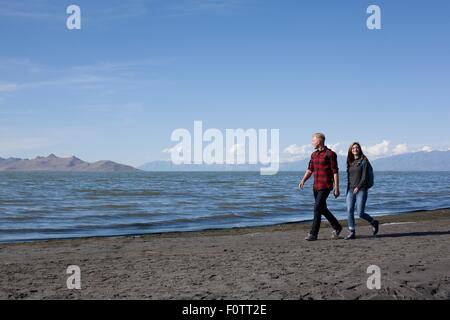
[0,0,449,166]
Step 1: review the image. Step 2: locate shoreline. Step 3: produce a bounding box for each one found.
[1,208,449,299]
[1,207,449,245]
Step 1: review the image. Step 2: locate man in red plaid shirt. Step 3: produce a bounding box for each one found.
[299,133,343,241]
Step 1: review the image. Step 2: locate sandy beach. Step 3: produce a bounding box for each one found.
[1,209,449,300]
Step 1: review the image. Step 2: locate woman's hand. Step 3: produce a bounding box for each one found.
[353,187,359,194]
[334,189,340,199]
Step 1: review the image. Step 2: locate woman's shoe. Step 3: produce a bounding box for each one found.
[344,231,356,240]
[372,220,379,236]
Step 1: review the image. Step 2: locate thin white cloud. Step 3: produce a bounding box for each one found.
[159,0,249,18]
[419,146,433,152]
[0,1,148,22]
[281,144,313,163]
[364,140,390,157]
[69,58,173,74]
[163,145,185,154]
[0,58,174,96]
[189,0,244,11]
[0,76,105,93]
[282,140,444,162]
[0,1,244,22]
[94,2,149,20]
[328,142,341,153]
[0,83,19,93]
[284,144,311,155]
[0,5,61,21]
[393,143,409,155]
[0,59,44,73]
[282,142,343,162]
[362,140,440,158]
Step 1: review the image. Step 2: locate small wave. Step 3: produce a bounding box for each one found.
[274,206,298,213]
[259,195,288,200]
[206,180,234,185]
[0,200,36,205]
[217,203,241,209]
[0,213,245,235]
[74,189,161,197]
[245,211,268,217]
[163,213,243,224]
[0,215,40,222]
[69,211,162,221]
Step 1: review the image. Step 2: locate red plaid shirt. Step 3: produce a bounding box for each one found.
[307,147,339,191]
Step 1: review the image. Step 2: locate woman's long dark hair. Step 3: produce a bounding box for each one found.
[347,142,367,169]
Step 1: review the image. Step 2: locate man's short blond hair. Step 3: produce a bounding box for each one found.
[312,132,326,143]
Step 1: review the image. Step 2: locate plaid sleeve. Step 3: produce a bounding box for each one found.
[308,155,314,172]
[330,151,338,174]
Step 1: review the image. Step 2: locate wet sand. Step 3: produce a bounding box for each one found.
[1,209,449,300]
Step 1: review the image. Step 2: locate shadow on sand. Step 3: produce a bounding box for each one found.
[366,230,450,239]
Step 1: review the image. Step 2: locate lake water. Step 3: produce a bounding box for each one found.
[0,171,449,242]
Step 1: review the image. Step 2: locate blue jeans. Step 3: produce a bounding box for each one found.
[346,188,374,231]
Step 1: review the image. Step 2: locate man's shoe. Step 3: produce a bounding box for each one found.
[372,220,379,236]
[304,233,317,241]
[331,226,342,240]
[344,231,356,240]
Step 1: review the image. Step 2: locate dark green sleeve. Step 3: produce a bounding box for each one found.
[357,160,368,189]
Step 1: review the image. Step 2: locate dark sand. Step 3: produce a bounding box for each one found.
[1,209,449,300]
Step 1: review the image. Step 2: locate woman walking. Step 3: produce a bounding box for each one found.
[345,142,379,240]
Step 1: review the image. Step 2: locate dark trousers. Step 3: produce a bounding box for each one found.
[310,189,341,236]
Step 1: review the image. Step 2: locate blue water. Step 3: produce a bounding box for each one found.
[0,172,449,242]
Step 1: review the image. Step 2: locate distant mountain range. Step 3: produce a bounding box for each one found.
[139,151,450,172]
[1,151,447,172]
[370,151,450,171]
[0,154,139,172]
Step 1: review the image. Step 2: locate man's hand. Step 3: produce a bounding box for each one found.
[333,173,340,199]
[353,187,359,194]
[298,180,305,189]
[298,170,312,190]
[334,188,340,199]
